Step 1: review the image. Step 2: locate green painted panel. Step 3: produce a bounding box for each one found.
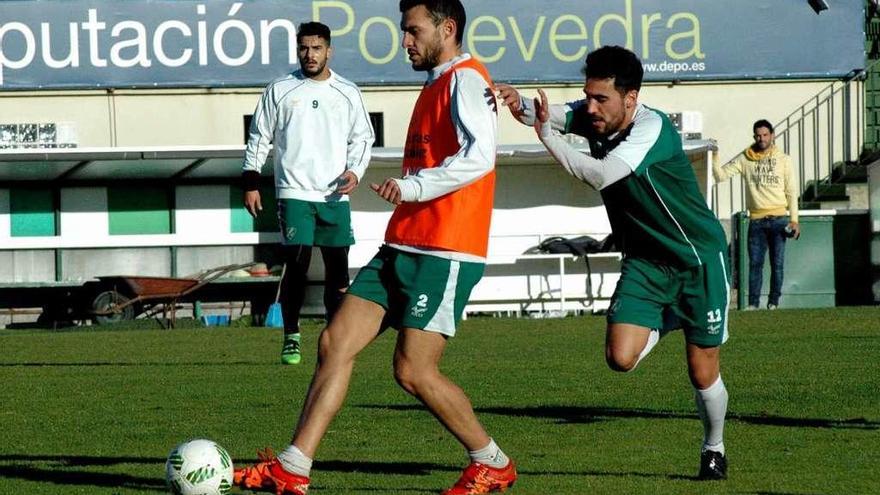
[230,185,277,233]
[229,185,253,233]
[735,212,836,309]
[10,189,55,237]
[832,213,872,306]
[108,186,171,235]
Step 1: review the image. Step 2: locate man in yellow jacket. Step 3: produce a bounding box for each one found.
[714,119,799,310]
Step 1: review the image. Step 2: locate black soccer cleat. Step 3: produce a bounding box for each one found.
[698,450,727,480]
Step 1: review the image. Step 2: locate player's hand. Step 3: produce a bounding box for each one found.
[244,190,262,218]
[370,178,402,205]
[788,221,801,240]
[496,83,523,116]
[335,170,359,194]
[533,88,550,133]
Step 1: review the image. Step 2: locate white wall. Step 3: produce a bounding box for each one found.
[60,187,108,238]
[0,79,830,156]
[0,78,833,222]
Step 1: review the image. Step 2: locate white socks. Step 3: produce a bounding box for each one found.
[694,375,728,455]
[277,445,313,478]
[632,328,661,370]
[630,328,727,456]
[469,439,509,468]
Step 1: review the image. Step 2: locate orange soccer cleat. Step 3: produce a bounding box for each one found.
[442,460,517,495]
[233,449,310,495]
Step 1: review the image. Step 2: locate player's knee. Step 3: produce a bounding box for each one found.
[393,359,432,396]
[605,347,638,373]
[392,361,418,395]
[315,326,351,367]
[688,368,719,389]
[315,329,333,365]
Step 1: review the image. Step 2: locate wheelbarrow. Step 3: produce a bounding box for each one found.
[91,262,256,327]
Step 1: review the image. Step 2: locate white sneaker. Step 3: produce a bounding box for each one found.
[743,305,759,311]
[767,304,778,310]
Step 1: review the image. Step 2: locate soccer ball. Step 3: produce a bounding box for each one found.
[165,439,234,495]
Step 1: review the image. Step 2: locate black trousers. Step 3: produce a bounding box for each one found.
[280,245,350,333]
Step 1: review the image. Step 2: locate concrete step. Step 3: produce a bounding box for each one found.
[818,200,853,210]
[845,183,870,209]
[831,161,868,183]
[801,182,847,202]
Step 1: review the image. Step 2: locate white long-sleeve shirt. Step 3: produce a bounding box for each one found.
[392,53,497,203]
[519,95,631,190]
[243,69,374,202]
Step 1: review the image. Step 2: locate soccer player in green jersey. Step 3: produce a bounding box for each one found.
[498,45,730,480]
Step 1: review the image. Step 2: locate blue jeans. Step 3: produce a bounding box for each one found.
[748,216,788,307]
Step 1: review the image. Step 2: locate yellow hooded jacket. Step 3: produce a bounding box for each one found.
[713,146,798,222]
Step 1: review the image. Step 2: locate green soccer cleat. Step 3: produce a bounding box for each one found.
[281,334,302,365]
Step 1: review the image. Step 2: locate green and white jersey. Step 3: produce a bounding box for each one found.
[570,104,726,268]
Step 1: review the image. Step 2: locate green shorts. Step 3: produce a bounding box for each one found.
[277,198,354,247]
[607,252,730,346]
[347,246,485,337]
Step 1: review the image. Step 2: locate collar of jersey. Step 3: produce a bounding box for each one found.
[426,53,471,85]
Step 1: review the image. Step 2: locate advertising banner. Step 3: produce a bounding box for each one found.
[0,0,866,89]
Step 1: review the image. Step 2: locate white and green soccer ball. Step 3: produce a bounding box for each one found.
[165,439,234,495]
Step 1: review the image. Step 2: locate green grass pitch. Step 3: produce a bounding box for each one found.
[1,307,878,494]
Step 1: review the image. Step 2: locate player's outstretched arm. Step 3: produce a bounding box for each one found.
[496,83,527,121]
[534,89,631,190]
[497,83,573,131]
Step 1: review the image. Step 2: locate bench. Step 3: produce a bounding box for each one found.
[465,231,622,317]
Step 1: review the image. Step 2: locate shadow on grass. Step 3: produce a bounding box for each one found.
[236,458,692,484]
[315,459,456,475]
[357,404,880,430]
[0,455,447,494]
[0,455,166,492]
[0,453,710,492]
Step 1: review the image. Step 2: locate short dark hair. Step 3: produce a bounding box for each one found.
[582,45,644,93]
[297,22,331,45]
[753,119,774,134]
[399,0,466,45]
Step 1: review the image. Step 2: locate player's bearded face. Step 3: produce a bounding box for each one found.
[298,35,330,78]
[401,6,446,71]
[584,78,631,137]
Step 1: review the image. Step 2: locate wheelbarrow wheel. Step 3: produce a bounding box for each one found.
[92,290,136,325]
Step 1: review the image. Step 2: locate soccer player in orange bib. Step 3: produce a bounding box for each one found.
[233,1,516,494]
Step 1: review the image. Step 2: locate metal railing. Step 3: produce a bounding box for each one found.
[712,62,875,220]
